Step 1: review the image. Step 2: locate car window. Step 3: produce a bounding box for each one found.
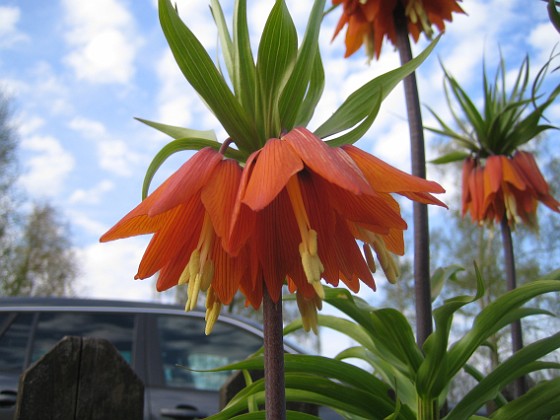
[31,312,136,364]
[157,315,263,391]
[0,313,34,372]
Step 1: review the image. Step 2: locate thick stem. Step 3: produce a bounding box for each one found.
[418,397,439,420]
[263,289,286,419]
[500,217,527,398]
[394,6,433,346]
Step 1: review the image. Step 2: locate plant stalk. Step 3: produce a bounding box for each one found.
[263,289,286,419]
[500,217,527,398]
[394,5,433,346]
[418,397,439,420]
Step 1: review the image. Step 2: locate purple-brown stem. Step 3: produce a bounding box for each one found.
[394,6,433,346]
[263,289,286,419]
[500,217,527,398]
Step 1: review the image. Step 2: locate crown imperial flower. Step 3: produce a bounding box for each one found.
[332,0,464,59]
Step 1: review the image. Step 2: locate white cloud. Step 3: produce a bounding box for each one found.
[69,116,142,176]
[154,49,200,129]
[76,239,163,301]
[19,135,75,197]
[0,6,28,48]
[69,180,114,204]
[62,0,141,84]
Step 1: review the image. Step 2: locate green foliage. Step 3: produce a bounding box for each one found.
[214,271,559,419]
[427,51,560,160]
[145,0,438,194]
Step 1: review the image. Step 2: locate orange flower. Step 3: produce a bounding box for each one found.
[229,127,446,330]
[461,152,559,227]
[332,0,464,59]
[101,129,446,333]
[100,148,251,334]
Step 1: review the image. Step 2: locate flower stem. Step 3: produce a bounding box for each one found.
[418,397,438,420]
[394,5,433,346]
[263,289,286,419]
[499,217,527,398]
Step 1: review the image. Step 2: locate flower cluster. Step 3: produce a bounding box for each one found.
[332,0,464,59]
[462,151,560,228]
[101,127,445,333]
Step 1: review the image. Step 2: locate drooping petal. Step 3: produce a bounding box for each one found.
[284,127,372,195]
[201,159,244,247]
[241,138,304,211]
[100,178,172,241]
[149,147,223,216]
[461,157,475,216]
[137,199,204,279]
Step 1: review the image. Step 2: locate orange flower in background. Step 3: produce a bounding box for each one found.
[461,152,560,228]
[101,128,446,334]
[332,0,464,59]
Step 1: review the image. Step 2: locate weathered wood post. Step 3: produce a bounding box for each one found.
[14,336,144,420]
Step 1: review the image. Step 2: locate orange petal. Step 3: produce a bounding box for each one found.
[284,128,372,195]
[500,155,526,191]
[100,178,171,242]
[461,157,475,216]
[149,147,223,216]
[484,155,503,195]
[241,138,303,211]
[137,199,204,279]
[201,159,243,246]
[343,145,445,194]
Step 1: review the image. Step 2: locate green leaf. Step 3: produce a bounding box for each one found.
[490,377,560,420]
[278,0,326,130]
[256,0,298,139]
[158,0,256,151]
[446,333,560,419]
[322,288,422,377]
[430,265,464,301]
[141,137,243,199]
[295,52,325,127]
[447,276,560,380]
[209,0,234,80]
[325,92,381,147]
[429,151,470,165]
[135,117,217,141]
[314,36,440,142]
[416,265,485,398]
[232,0,257,116]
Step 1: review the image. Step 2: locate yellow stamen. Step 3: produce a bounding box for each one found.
[363,243,377,273]
[205,288,222,335]
[181,213,216,312]
[362,230,399,284]
[286,177,324,289]
[405,0,433,38]
[296,292,322,335]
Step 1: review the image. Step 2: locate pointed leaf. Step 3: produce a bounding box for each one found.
[136,117,217,141]
[278,0,326,130]
[490,377,560,420]
[256,0,298,139]
[314,36,439,140]
[429,151,471,165]
[295,52,325,127]
[232,0,257,115]
[447,276,560,379]
[158,0,256,151]
[447,333,560,419]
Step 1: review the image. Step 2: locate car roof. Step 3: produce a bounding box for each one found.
[0,296,305,353]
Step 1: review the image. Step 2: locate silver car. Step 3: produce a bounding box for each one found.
[0,297,310,419]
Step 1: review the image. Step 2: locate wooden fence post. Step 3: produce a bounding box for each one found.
[14,336,144,420]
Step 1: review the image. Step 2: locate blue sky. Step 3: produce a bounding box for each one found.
[0,0,557,307]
